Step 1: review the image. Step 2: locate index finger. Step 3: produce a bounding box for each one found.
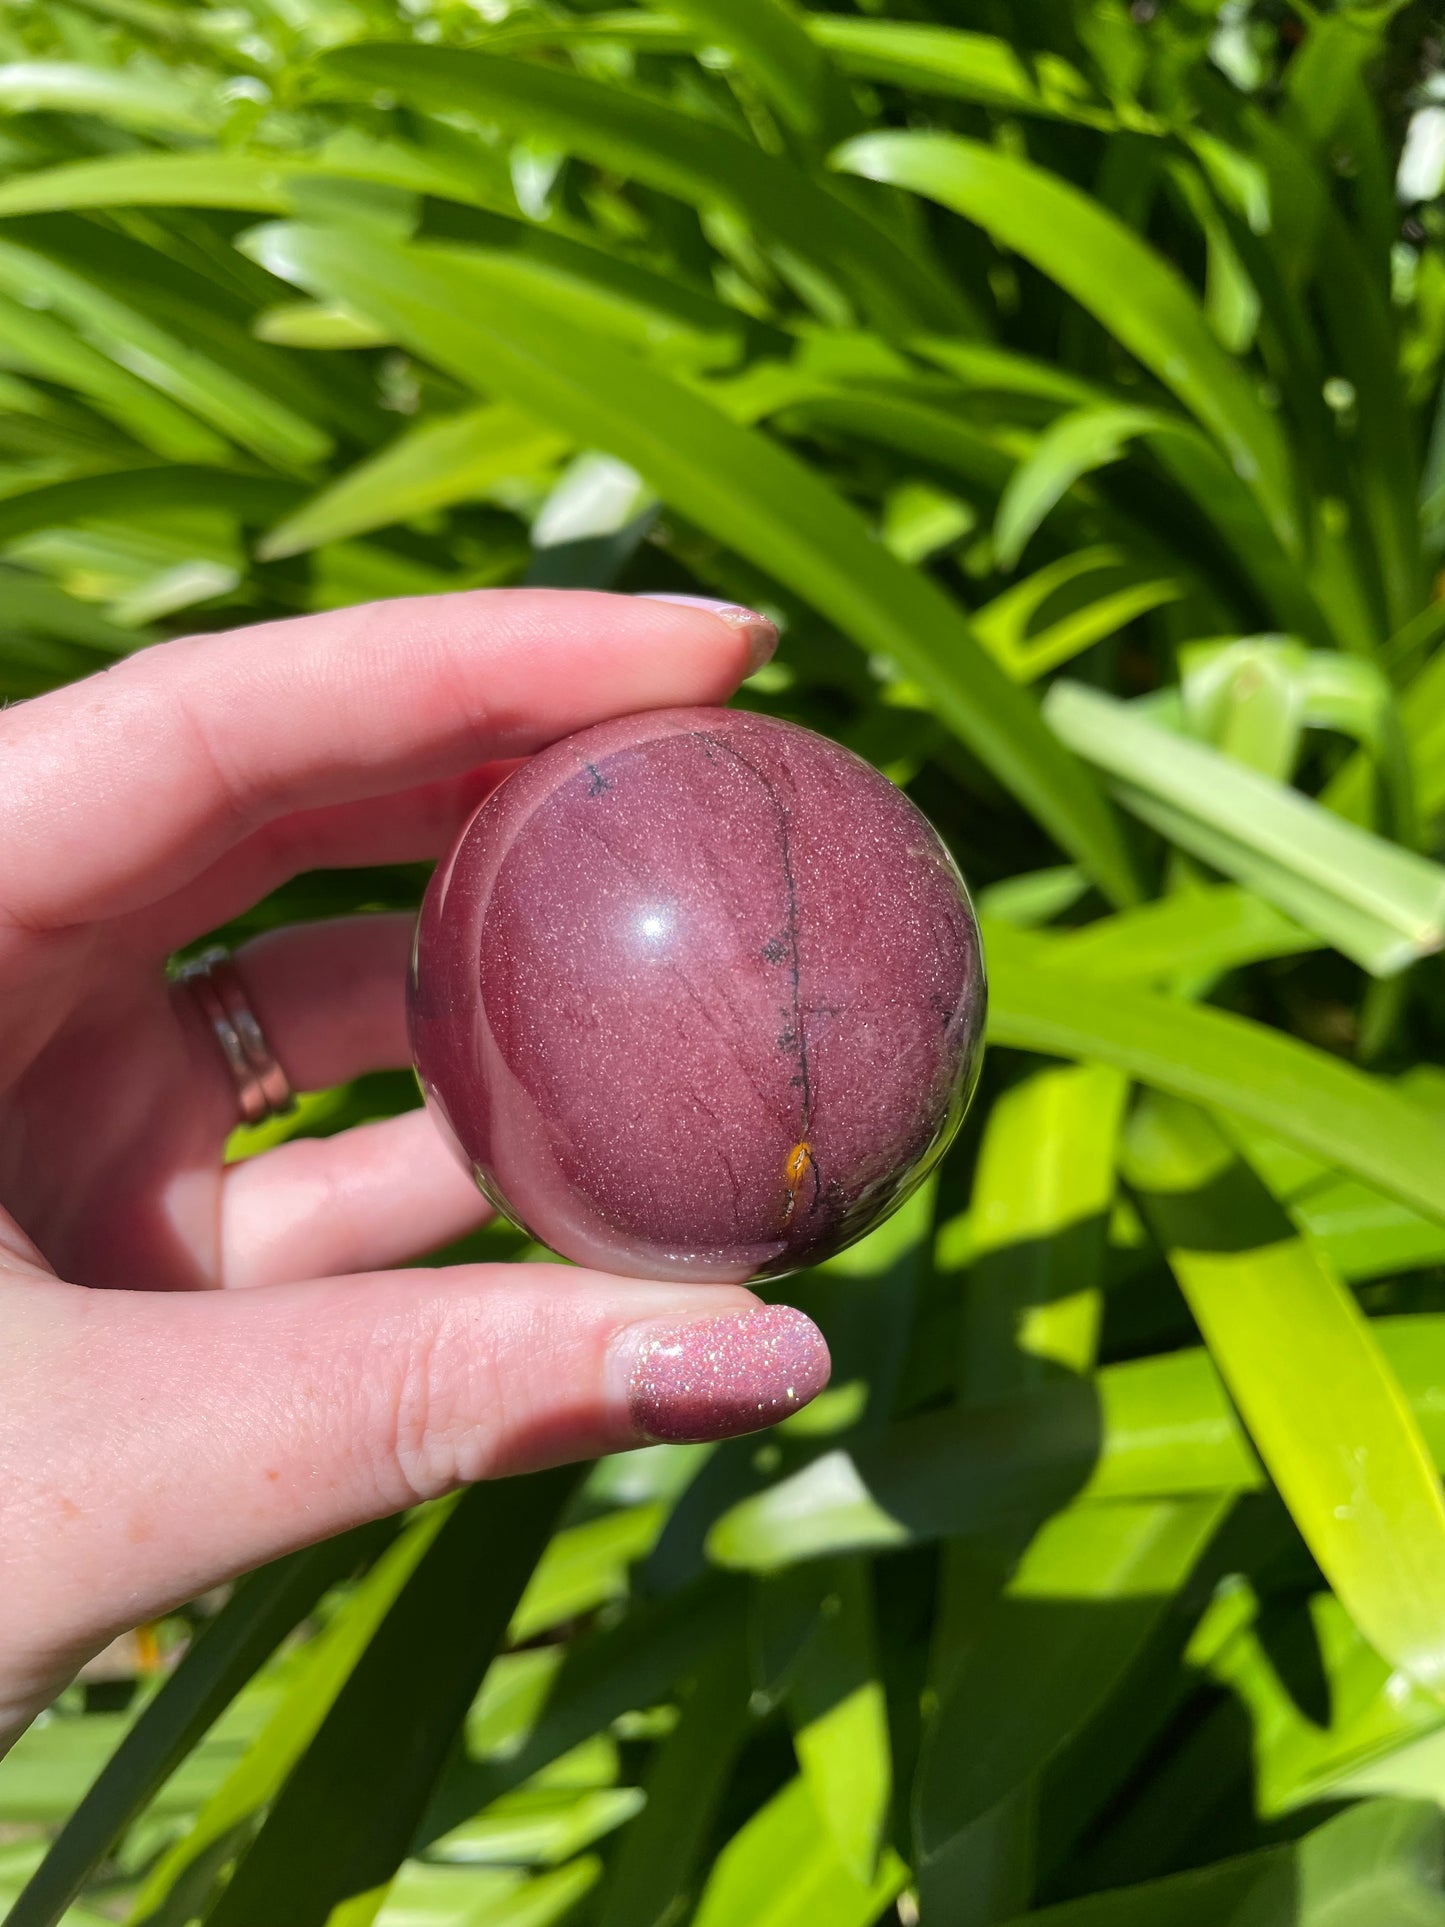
[0,588,775,933]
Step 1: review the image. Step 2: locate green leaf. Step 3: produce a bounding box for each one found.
[507,1503,664,1646]
[253,302,391,350]
[706,1314,1445,1569]
[0,238,331,471]
[835,132,1300,552]
[202,1472,577,1927]
[1044,680,1445,975]
[127,1506,458,1925]
[971,547,1184,686]
[690,1774,907,1927]
[1124,1096,1445,1700]
[808,18,1114,127]
[373,1855,601,1927]
[1328,634,1445,834]
[643,0,859,146]
[0,285,229,462]
[0,136,508,221]
[419,1581,744,1849]
[0,60,222,135]
[8,1529,391,1927]
[258,406,569,559]
[1021,886,1319,986]
[755,1559,891,1883]
[238,218,1139,904]
[915,1500,1226,1915]
[319,47,973,337]
[997,1799,1445,1926]
[993,406,1164,569]
[963,1061,1129,1392]
[988,945,1445,1227]
[0,469,303,547]
[595,1627,753,1927]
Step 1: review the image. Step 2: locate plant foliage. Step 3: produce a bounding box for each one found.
[6,0,1445,1921]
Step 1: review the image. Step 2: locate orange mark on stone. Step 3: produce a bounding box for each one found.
[782,1140,815,1226]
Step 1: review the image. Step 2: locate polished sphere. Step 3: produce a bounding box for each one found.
[409,706,985,1283]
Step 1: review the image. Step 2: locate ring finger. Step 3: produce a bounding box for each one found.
[181,915,491,1286]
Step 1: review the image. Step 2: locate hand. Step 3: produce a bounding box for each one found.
[0,589,830,1746]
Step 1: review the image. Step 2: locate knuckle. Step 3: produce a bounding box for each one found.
[361,1297,510,1507]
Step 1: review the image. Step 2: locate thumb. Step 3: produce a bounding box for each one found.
[1,1269,829,1725]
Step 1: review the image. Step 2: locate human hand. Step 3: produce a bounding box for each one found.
[0,589,831,1745]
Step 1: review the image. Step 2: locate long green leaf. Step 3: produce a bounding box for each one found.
[9,1530,391,1927]
[835,131,1300,551]
[915,1500,1225,1916]
[706,1313,1445,1569]
[0,238,330,471]
[997,1799,1445,1926]
[320,46,972,336]
[259,406,569,559]
[0,61,221,135]
[988,944,1445,1226]
[763,1559,891,1884]
[643,0,858,146]
[1045,681,1445,975]
[691,1775,907,1927]
[1125,1096,1445,1699]
[993,405,1163,569]
[595,1628,753,1927]
[202,1472,577,1927]
[809,18,1115,127]
[238,218,1139,903]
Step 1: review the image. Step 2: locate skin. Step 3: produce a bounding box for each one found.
[0,587,816,1750]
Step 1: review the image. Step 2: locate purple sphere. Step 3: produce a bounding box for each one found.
[409,706,985,1283]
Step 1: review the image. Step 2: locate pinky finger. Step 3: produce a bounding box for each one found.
[220,1108,490,1288]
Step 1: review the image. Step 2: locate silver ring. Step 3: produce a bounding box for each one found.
[175,946,294,1125]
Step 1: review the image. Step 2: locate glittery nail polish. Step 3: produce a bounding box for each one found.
[625,1304,830,1443]
[636,592,778,672]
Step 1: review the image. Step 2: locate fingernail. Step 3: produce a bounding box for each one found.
[622,1304,831,1444]
[638,592,778,673]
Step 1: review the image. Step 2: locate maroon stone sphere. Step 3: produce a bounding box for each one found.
[408,706,985,1283]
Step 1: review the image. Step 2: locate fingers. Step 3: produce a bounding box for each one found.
[232,914,415,1092]
[0,1271,829,1732]
[132,766,515,957]
[174,914,413,1147]
[0,589,776,936]
[220,1110,489,1288]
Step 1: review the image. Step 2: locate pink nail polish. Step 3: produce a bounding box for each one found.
[637,592,778,672]
[626,1304,831,1443]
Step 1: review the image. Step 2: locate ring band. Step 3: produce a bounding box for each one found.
[176,946,295,1125]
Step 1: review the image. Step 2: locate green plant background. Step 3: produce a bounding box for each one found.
[8,0,1445,1920]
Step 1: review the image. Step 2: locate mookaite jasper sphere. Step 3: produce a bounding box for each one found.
[409,706,985,1283]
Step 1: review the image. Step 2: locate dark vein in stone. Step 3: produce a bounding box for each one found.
[693,731,812,1134]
